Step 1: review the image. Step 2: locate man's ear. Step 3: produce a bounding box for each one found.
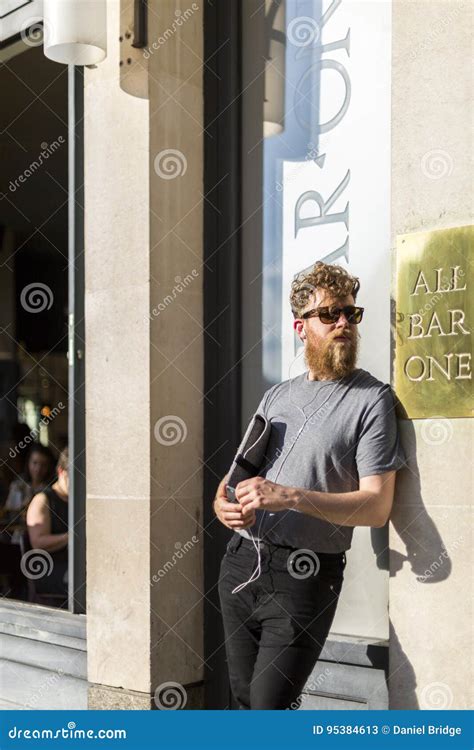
[294,319,305,340]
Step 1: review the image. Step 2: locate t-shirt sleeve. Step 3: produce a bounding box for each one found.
[355,385,407,479]
[253,382,281,419]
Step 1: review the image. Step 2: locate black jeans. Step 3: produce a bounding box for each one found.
[218,533,346,710]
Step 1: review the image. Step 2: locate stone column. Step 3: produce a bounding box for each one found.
[148,0,204,706]
[85,0,204,709]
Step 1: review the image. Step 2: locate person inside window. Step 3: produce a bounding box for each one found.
[26,447,69,608]
[5,443,55,513]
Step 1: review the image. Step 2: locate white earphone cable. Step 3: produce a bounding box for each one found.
[230,376,351,595]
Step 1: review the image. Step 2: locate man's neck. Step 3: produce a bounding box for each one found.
[307,369,336,381]
[307,367,356,382]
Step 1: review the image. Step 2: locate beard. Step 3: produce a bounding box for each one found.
[304,328,359,380]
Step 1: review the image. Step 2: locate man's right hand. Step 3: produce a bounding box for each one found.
[213,474,257,530]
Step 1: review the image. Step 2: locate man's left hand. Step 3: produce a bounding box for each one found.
[235,477,294,515]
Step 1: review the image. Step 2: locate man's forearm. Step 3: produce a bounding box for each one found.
[287,487,385,528]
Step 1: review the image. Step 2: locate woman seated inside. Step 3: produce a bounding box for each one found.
[5,443,55,513]
[0,443,55,600]
[26,447,69,608]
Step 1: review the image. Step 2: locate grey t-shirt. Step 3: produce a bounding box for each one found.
[236,367,406,553]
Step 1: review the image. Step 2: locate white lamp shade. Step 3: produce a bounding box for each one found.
[264,0,286,138]
[264,119,284,138]
[43,0,107,65]
[119,0,148,99]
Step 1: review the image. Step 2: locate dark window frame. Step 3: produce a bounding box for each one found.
[203,0,243,710]
[67,64,86,615]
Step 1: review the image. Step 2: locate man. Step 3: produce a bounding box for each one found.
[213,261,406,710]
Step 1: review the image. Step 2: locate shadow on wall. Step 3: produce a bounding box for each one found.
[371,412,452,709]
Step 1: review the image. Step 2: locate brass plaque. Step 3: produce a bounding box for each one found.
[395,225,473,419]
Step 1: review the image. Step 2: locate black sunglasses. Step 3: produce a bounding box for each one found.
[301,305,365,324]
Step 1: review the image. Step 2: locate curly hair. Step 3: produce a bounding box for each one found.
[289,261,360,318]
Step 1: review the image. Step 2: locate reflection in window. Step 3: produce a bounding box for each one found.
[0,46,69,609]
[243,1,353,386]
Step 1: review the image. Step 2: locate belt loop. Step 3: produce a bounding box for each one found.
[232,533,243,553]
